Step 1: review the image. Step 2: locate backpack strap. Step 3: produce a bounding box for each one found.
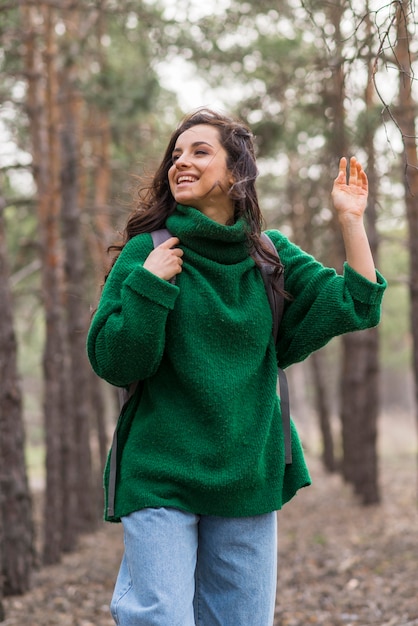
[258,233,284,344]
[118,230,175,409]
[257,233,292,464]
[107,429,118,518]
[107,228,174,518]
[151,228,173,248]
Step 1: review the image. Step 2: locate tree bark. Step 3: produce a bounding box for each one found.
[60,70,98,533]
[22,3,71,564]
[310,351,336,473]
[0,196,35,595]
[340,328,380,504]
[395,0,418,500]
[0,503,3,619]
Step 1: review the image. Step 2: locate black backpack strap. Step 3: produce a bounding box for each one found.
[258,233,292,464]
[107,428,118,517]
[278,367,292,464]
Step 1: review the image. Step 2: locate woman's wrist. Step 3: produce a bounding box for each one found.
[337,211,366,232]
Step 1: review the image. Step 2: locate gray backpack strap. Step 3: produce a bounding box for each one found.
[107,228,174,518]
[258,233,292,464]
[118,228,174,412]
[151,228,172,248]
[151,229,176,285]
[259,233,284,344]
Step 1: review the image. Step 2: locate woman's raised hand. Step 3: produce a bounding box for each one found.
[143,237,184,281]
[331,156,368,222]
[331,157,377,282]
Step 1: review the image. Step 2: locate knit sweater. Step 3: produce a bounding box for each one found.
[87,204,386,522]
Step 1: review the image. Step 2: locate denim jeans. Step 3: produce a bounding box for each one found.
[110,507,277,626]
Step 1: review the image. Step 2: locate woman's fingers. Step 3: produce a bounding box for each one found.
[143,237,184,280]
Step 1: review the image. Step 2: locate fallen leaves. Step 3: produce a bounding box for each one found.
[275,455,418,626]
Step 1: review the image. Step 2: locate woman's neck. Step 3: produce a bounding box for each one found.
[197,203,235,225]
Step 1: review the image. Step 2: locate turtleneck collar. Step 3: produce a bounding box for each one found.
[166,205,251,264]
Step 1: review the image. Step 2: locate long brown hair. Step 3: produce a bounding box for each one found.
[110,108,284,282]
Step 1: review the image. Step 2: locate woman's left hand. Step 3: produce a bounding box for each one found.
[331,156,368,222]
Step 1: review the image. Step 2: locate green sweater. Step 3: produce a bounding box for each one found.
[87,205,386,522]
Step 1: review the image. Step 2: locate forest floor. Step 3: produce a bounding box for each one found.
[2,413,418,626]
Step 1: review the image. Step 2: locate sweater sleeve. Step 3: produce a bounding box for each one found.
[87,234,180,387]
[266,230,387,369]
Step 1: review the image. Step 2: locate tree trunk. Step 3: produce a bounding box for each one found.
[42,5,69,565]
[60,70,98,533]
[22,3,71,564]
[0,196,35,595]
[324,0,381,503]
[309,351,335,473]
[340,328,380,504]
[81,8,113,496]
[0,502,4,620]
[395,0,418,500]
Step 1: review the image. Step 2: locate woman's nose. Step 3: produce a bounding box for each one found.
[175,153,191,167]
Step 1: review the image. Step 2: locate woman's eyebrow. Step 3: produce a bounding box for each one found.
[172,141,214,154]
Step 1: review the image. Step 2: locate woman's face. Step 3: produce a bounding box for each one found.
[168,124,235,223]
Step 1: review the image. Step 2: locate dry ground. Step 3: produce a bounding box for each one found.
[275,454,418,626]
[3,413,418,626]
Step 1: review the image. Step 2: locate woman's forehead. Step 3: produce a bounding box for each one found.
[175,124,222,147]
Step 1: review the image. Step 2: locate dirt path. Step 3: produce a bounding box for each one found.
[3,452,418,625]
[275,455,418,626]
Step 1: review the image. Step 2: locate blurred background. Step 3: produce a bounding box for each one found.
[0,0,417,620]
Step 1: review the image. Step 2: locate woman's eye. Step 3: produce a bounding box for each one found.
[171,149,208,163]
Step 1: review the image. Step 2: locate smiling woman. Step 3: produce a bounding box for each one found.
[87,108,386,626]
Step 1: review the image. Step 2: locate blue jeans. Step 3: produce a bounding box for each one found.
[110,507,277,625]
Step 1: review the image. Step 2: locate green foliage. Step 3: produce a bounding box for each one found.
[81,11,161,115]
[0,6,22,86]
